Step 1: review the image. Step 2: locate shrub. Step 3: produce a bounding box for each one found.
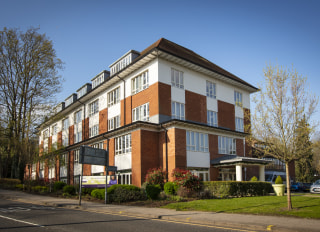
[32,185,48,193]
[63,185,76,195]
[111,187,147,203]
[145,168,167,189]
[172,168,203,193]
[250,176,258,181]
[164,182,179,195]
[275,176,283,184]
[15,184,24,190]
[82,188,95,195]
[53,181,66,192]
[91,189,105,200]
[0,178,21,188]
[146,184,161,200]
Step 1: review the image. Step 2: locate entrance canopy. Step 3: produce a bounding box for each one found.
[211,155,271,181]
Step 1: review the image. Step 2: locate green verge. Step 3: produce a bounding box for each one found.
[163,195,320,219]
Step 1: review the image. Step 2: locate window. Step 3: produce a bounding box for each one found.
[89,124,99,138]
[61,153,68,166]
[39,161,44,171]
[62,118,69,131]
[52,124,58,135]
[131,71,149,95]
[206,81,216,98]
[117,172,132,185]
[108,87,120,107]
[234,91,243,107]
[207,110,218,127]
[43,129,49,139]
[74,127,82,143]
[171,101,185,120]
[171,68,184,89]
[92,75,104,89]
[74,110,82,124]
[74,149,79,164]
[186,131,208,152]
[218,136,236,155]
[89,100,99,116]
[235,117,244,132]
[115,134,131,155]
[108,115,120,131]
[92,142,104,149]
[132,103,149,122]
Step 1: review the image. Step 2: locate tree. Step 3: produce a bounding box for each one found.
[312,136,320,176]
[252,64,318,210]
[0,27,63,180]
[294,116,314,183]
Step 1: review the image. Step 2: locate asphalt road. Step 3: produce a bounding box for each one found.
[0,199,249,232]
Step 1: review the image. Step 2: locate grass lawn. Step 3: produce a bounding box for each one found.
[163,194,320,219]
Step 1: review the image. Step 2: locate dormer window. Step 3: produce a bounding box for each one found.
[91,71,109,89]
[109,50,140,76]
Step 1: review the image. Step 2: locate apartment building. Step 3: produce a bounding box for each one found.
[25,38,270,187]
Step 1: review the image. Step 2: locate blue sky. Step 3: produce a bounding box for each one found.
[1,0,319,132]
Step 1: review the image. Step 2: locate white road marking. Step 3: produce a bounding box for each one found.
[0,214,44,227]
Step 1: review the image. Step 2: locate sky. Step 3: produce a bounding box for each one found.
[1,0,319,133]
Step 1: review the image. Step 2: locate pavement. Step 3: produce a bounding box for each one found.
[0,189,319,232]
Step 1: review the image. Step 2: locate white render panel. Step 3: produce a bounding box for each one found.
[89,113,99,126]
[218,81,234,104]
[74,163,81,176]
[108,103,121,118]
[115,153,132,170]
[49,167,55,179]
[207,97,218,112]
[91,165,104,174]
[187,151,210,168]
[235,105,244,118]
[99,92,108,111]
[171,87,185,103]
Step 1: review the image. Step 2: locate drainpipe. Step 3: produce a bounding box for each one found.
[117,75,126,125]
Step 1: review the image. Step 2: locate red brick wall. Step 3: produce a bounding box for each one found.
[236,139,244,157]
[99,108,108,133]
[55,156,60,181]
[83,164,91,176]
[167,128,186,181]
[185,90,207,123]
[83,118,89,140]
[158,131,166,171]
[131,130,141,186]
[57,132,62,148]
[121,96,132,126]
[244,108,251,133]
[69,151,74,185]
[218,100,235,130]
[69,125,74,145]
[209,134,222,181]
[158,83,171,116]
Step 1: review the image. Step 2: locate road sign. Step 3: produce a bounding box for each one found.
[106,166,117,172]
[79,146,108,166]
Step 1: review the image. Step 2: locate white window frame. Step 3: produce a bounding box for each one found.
[132,103,149,122]
[89,124,99,138]
[74,149,79,164]
[218,136,236,155]
[107,87,120,107]
[115,134,131,155]
[89,99,99,116]
[171,68,184,89]
[207,110,218,127]
[61,153,68,167]
[186,131,208,152]
[235,117,244,132]
[62,118,69,131]
[74,110,82,124]
[108,115,120,131]
[206,81,216,99]
[171,101,185,120]
[52,124,58,136]
[234,91,243,107]
[131,71,149,95]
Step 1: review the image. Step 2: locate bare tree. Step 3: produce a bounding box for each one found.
[252,64,318,210]
[0,27,63,180]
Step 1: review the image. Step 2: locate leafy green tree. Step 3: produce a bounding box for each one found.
[252,64,318,210]
[295,116,314,183]
[0,27,63,180]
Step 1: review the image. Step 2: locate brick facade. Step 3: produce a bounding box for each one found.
[218,100,235,130]
[185,90,207,123]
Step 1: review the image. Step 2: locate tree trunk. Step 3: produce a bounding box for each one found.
[286,162,292,210]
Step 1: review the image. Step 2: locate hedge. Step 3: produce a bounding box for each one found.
[0,178,21,188]
[203,181,272,198]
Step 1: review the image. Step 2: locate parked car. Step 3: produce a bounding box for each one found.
[291,182,312,192]
[310,180,320,193]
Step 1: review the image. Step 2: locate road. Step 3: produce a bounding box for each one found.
[0,198,251,232]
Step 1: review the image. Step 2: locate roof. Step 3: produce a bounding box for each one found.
[139,38,258,90]
[211,155,271,166]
